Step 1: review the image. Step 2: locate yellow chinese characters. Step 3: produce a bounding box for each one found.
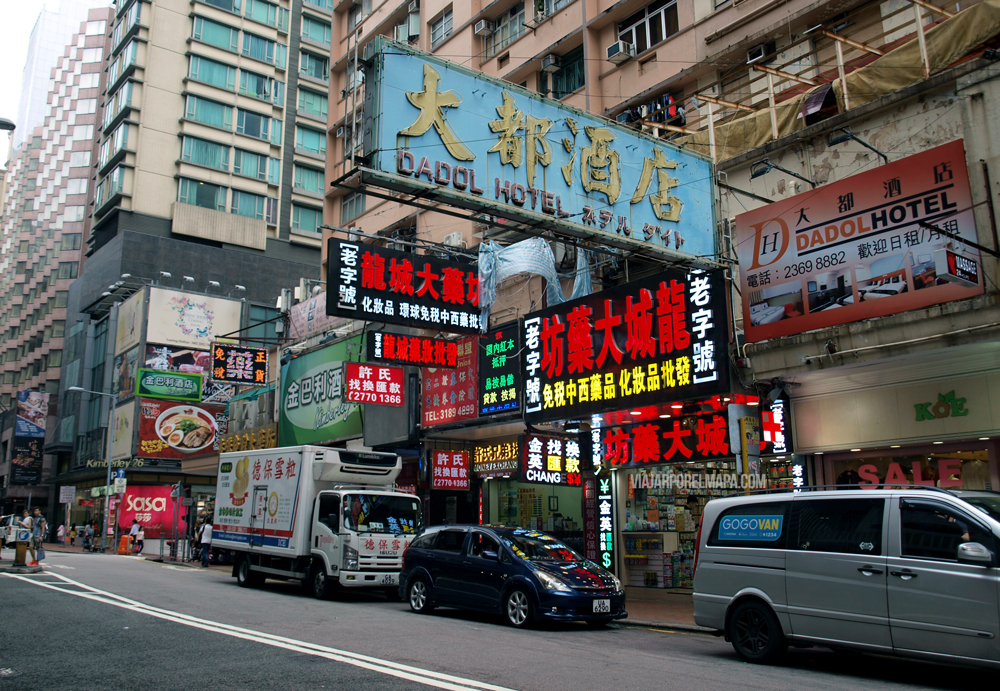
[400,64,475,161]
[630,147,682,222]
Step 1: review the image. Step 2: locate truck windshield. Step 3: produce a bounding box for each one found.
[344,494,421,535]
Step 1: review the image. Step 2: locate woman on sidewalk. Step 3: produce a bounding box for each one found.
[69,525,77,547]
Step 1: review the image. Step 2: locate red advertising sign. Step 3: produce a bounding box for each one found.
[344,362,405,406]
[367,331,459,368]
[137,398,225,460]
[117,485,187,539]
[736,140,983,342]
[603,411,730,467]
[431,450,470,490]
[422,337,478,427]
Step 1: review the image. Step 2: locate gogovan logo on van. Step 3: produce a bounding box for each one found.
[718,516,783,541]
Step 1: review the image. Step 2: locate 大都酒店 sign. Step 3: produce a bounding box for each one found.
[522,269,729,424]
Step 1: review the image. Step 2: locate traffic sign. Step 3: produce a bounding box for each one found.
[116,469,126,480]
[113,478,127,495]
[59,486,76,504]
[182,498,194,507]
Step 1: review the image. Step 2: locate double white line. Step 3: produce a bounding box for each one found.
[6,572,516,691]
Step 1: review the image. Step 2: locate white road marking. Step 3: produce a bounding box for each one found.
[41,564,75,569]
[6,572,517,691]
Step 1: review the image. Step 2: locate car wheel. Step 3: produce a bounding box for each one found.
[311,563,333,600]
[730,600,787,664]
[236,556,260,588]
[408,578,434,614]
[504,588,533,629]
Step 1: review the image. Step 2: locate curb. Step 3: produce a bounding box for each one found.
[623,618,719,635]
[0,564,44,574]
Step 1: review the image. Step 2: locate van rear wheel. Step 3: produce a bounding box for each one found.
[311,563,333,600]
[730,600,787,664]
[236,556,263,588]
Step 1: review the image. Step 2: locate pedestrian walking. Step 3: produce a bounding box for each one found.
[200,519,213,567]
[135,526,145,555]
[129,519,140,552]
[84,522,94,551]
[69,525,77,547]
[28,508,47,565]
[57,524,65,544]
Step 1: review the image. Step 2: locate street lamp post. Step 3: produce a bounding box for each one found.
[68,386,118,552]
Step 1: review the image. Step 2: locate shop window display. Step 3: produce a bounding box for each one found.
[485,479,584,554]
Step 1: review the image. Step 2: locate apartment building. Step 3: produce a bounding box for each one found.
[0,7,113,513]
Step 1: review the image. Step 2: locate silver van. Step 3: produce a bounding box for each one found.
[693,487,1000,669]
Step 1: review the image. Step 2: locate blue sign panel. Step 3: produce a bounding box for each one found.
[363,38,716,261]
[717,515,783,541]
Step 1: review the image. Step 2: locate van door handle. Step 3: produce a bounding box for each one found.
[891,570,917,580]
[857,566,884,576]
[462,560,472,566]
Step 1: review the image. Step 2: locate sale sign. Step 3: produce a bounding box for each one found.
[344,362,405,406]
[117,485,187,539]
[432,450,470,490]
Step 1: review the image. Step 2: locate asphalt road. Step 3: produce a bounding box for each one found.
[1,551,996,691]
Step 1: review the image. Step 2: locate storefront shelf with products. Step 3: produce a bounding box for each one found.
[620,531,696,589]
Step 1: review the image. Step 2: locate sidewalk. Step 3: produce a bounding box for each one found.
[623,590,716,633]
[45,543,229,571]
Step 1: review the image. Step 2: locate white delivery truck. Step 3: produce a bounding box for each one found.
[213,445,422,599]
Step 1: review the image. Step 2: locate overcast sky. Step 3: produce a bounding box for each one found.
[1,4,46,161]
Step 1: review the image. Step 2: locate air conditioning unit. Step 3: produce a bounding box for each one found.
[747,40,776,65]
[408,0,419,11]
[606,41,635,64]
[541,54,561,73]
[335,126,345,138]
[443,231,465,248]
[474,19,494,37]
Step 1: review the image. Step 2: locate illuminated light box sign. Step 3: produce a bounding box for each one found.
[360,38,716,262]
[935,248,979,288]
[210,343,269,385]
[735,140,983,343]
[344,362,405,406]
[328,240,482,334]
[603,411,731,467]
[431,450,470,490]
[522,269,729,424]
[471,439,520,478]
[135,369,203,403]
[367,331,459,368]
[422,337,478,427]
[478,322,521,416]
[521,433,583,486]
[762,395,792,455]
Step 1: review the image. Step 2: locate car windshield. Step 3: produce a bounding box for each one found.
[501,531,582,562]
[343,494,421,535]
[961,495,1000,522]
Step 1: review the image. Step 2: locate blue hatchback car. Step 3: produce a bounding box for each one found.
[398,525,627,628]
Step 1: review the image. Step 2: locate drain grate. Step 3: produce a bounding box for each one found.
[0,668,21,678]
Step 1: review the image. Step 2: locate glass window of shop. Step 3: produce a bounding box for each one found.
[833,449,993,490]
[484,478,585,555]
[619,461,737,589]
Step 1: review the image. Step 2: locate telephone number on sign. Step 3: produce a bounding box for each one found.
[784,251,846,278]
[347,391,402,405]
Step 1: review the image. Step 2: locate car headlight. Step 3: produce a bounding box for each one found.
[609,574,623,592]
[535,570,572,592]
[343,545,359,571]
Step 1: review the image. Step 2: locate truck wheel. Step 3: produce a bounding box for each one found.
[730,600,787,664]
[311,563,333,600]
[504,588,534,628]
[236,556,261,588]
[407,578,434,614]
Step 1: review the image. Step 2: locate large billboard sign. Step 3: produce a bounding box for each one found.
[327,240,483,334]
[736,140,983,342]
[146,288,243,351]
[361,38,716,261]
[521,269,729,424]
[279,337,362,446]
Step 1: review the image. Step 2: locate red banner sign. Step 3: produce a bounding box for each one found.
[367,331,459,368]
[432,450,470,490]
[344,362,405,406]
[603,411,730,467]
[117,485,187,540]
[422,337,478,427]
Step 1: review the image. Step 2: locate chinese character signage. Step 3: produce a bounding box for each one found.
[367,331,459,368]
[603,411,730,467]
[344,362,405,406]
[522,269,728,423]
[328,240,482,334]
[135,369,203,402]
[211,343,269,385]
[219,424,278,453]
[137,399,223,460]
[736,140,982,342]
[762,395,792,455]
[471,439,520,478]
[583,476,598,561]
[597,476,616,571]
[521,433,583,486]
[432,450,470,490]
[361,38,716,261]
[422,337,478,427]
[144,345,233,404]
[279,338,362,446]
[478,323,521,416]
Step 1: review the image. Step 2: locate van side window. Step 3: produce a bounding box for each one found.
[410,533,437,549]
[707,502,789,549]
[793,498,884,554]
[900,499,995,561]
[469,531,499,558]
[317,494,339,531]
[437,530,467,553]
